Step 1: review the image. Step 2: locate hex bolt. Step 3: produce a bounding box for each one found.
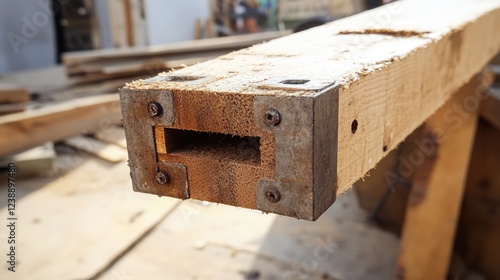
[155,171,169,185]
[148,102,163,118]
[264,108,281,126]
[265,188,281,203]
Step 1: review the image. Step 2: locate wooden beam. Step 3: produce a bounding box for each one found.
[0,95,121,157]
[396,81,479,280]
[121,0,500,219]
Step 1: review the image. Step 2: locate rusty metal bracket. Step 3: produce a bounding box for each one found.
[254,83,339,220]
[120,89,189,199]
[120,78,339,220]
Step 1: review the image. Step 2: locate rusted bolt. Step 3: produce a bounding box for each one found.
[264,109,281,126]
[148,102,163,118]
[155,171,169,185]
[265,188,281,203]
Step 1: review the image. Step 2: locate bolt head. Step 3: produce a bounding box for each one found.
[264,109,281,126]
[148,102,163,118]
[265,188,281,203]
[155,171,169,185]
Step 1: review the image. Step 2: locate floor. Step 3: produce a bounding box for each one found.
[0,152,399,280]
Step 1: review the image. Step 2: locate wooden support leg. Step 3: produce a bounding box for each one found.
[457,119,500,279]
[395,81,480,280]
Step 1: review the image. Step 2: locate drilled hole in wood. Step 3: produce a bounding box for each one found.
[280,79,310,85]
[351,119,358,134]
[383,145,388,152]
[162,128,261,165]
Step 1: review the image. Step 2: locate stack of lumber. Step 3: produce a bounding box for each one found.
[0,67,126,162]
[62,31,290,84]
[0,94,122,158]
[0,84,30,115]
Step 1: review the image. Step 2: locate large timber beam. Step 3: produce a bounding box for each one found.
[120,0,500,220]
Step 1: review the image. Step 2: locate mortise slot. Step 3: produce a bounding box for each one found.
[162,128,261,165]
[280,79,310,85]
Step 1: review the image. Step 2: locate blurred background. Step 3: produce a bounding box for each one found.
[0,0,372,75]
[0,0,499,280]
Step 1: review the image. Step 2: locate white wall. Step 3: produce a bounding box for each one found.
[144,0,210,45]
[0,1,57,75]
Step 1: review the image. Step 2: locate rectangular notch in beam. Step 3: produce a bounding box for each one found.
[157,127,261,166]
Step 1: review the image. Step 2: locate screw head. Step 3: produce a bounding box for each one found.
[148,102,163,118]
[155,171,169,185]
[265,188,281,203]
[264,109,281,126]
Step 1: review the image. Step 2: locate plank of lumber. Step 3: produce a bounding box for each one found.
[0,94,121,157]
[396,81,479,280]
[0,66,131,102]
[64,135,128,163]
[80,52,224,75]
[0,84,30,104]
[0,102,26,116]
[0,158,181,280]
[121,0,500,220]
[62,31,291,66]
[67,52,222,84]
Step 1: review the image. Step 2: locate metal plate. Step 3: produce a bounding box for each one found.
[120,89,189,199]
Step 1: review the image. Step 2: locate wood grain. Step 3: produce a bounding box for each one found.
[396,83,479,280]
[0,95,121,157]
